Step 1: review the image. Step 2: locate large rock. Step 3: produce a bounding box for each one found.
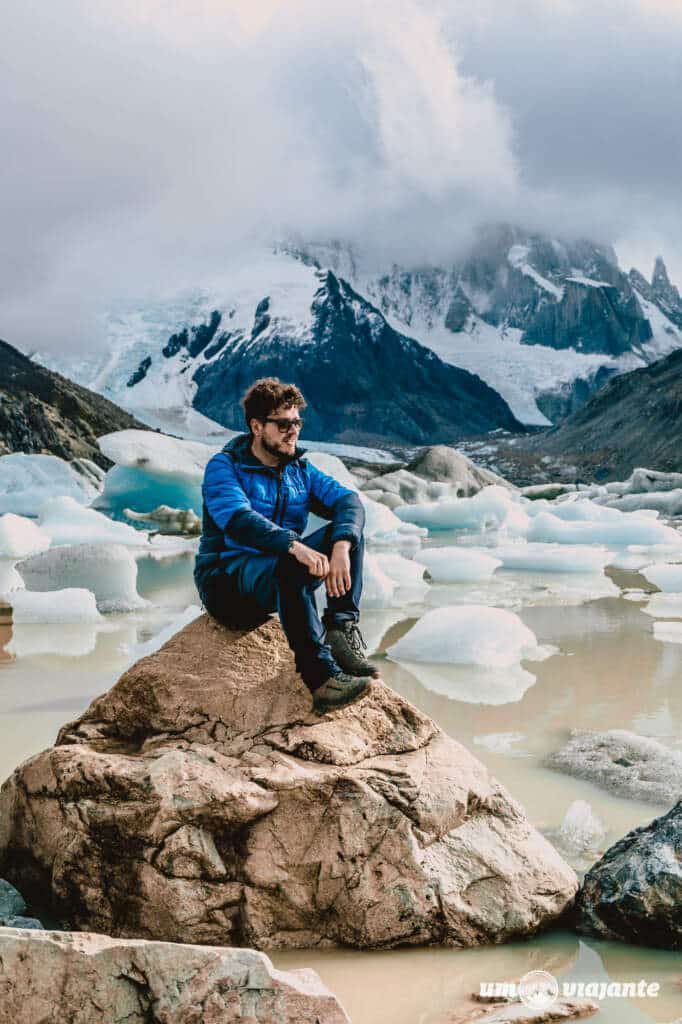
[575,801,682,949]
[0,927,350,1023]
[0,615,577,949]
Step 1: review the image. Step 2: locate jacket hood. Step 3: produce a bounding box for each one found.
[222,432,307,467]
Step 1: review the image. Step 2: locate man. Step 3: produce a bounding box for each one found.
[194,377,378,713]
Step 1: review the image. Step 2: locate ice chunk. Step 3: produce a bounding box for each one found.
[527,509,680,547]
[558,800,607,853]
[522,483,577,500]
[0,453,103,517]
[304,451,358,490]
[39,496,148,547]
[0,514,51,559]
[396,485,529,535]
[386,604,548,667]
[473,732,529,756]
[640,562,682,592]
[9,588,102,624]
[653,620,682,644]
[361,555,397,609]
[373,552,429,602]
[17,544,148,613]
[0,560,23,594]
[493,542,611,573]
[603,489,682,516]
[641,592,682,618]
[96,429,215,518]
[415,547,501,582]
[360,494,426,552]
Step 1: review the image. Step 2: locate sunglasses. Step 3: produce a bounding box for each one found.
[264,416,304,433]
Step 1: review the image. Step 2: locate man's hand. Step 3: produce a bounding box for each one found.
[290,541,329,578]
[326,540,351,598]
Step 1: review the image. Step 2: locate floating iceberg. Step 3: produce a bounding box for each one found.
[359,494,426,552]
[361,554,397,609]
[304,451,358,490]
[558,800,607,854]
[0,514,51,559]
[415,547,501,582]
[0,560,23,595]
[492,542,611,574]
[8,588,102,624]
[640,562,682,592]
[0,453,103,517]
[395,485,529,536]
[641,593,682,618]
[527,509,680,547]
[39,496,148,547]
[96,429,215,519]
[17,544,148,613]
[386,604,549,667]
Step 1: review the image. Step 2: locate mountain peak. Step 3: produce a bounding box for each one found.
[652,255,671,290]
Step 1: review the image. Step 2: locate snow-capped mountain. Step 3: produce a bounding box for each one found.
[36,228,682,438]
[291,225,682,425]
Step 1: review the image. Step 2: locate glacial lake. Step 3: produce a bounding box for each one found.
[1,543,681,1023]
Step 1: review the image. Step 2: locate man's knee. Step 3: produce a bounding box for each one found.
[276,554,323,591]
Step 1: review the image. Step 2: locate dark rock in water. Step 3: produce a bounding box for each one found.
[0,339,147,468]
[192,271,524,446]
[575,801,682,949]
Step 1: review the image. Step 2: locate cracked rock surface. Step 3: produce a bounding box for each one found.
[0,926,350,1023]
[0,615,577,949]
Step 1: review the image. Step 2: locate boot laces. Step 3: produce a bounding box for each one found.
[344,622,367,654]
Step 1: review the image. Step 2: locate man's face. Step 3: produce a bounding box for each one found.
[257,405,303,460]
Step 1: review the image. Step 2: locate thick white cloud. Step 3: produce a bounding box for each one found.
[1,0,681,353]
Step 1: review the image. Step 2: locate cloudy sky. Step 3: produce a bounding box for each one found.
[2,0,681,353]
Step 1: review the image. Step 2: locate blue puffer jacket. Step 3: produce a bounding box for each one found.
[194,433,365,590]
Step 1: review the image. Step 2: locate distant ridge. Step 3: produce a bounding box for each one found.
[0,338,147,467]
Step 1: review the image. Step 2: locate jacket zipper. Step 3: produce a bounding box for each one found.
[272,470,283,523]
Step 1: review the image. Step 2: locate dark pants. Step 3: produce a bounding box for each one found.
[199,525,364,692]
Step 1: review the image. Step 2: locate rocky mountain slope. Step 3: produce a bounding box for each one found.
[0,338,145,467]
[523,347,682,480]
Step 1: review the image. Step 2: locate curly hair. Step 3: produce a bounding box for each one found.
[241,378,306,431]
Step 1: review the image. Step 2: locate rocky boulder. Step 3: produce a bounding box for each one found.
[0,927,350,1023]
[0,614,577,949]
[546,729,682,805]
[575,801,682,949]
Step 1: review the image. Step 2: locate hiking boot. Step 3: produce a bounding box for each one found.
[326,622,379,678]
[312,672,373,714]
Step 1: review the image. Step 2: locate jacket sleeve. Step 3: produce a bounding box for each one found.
[306,463,365,546]
[202,454,296,555]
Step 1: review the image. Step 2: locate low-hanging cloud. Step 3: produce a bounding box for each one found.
[1,0,681,353]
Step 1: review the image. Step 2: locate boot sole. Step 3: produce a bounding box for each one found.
[312,680,372,715]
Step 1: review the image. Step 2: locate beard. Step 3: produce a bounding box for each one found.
[261,433,296,464]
